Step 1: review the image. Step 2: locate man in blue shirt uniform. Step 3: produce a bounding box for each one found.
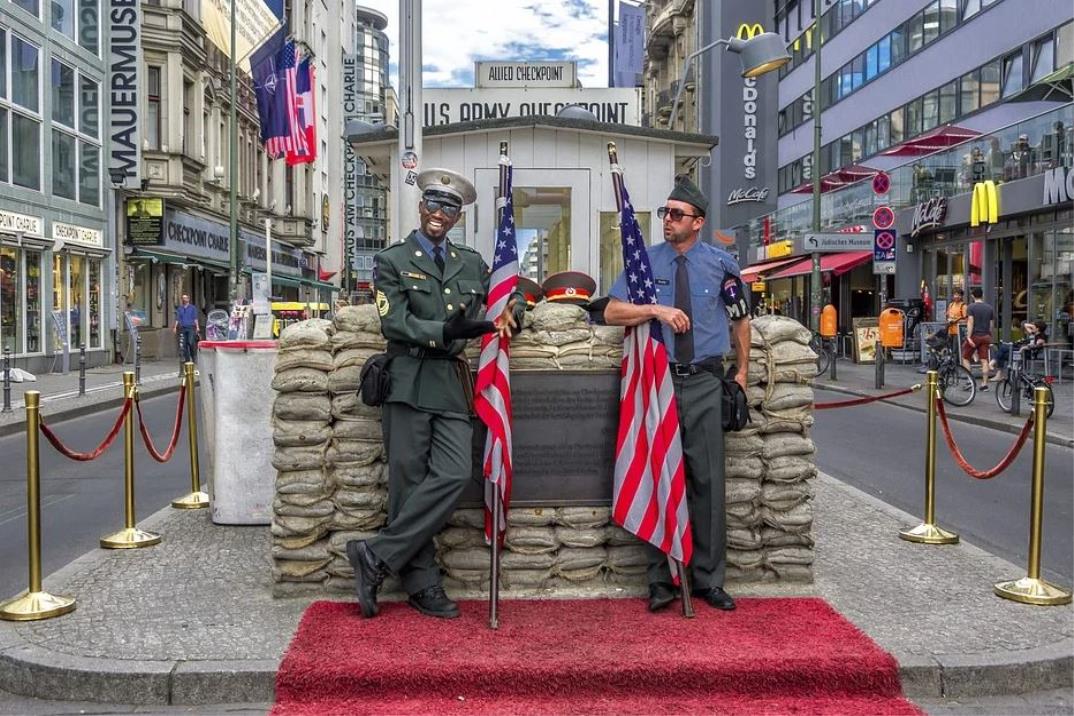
[173,294,200,362]
[604,176,751,613]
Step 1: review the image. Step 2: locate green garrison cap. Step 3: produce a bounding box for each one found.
[667,175,708,216]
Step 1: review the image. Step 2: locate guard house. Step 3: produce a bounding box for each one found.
[346,115,719,293]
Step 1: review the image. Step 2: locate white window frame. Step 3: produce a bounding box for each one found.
[48,63,100,206]
[4,33,44,191]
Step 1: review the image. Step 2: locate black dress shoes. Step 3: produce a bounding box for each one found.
[648,582,677,612]
[693,586,736,611]
[408,585,461,619]
[346,540,389,618]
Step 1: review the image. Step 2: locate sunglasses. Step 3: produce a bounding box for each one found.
[657,206,701,221]
[422,198,461,218]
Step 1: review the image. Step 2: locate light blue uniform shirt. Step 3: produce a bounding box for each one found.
[415,232,446,263]
[609,240,742,362]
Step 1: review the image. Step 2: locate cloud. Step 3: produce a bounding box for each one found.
[361,0,610,88]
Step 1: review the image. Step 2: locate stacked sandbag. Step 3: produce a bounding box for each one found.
[270,306,817,597]
[742,315,818,583]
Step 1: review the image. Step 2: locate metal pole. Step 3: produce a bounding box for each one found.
[265,217,272,297]
[828,337,837,381]
[396,0,423,243]
[874,340,884,389]
[172,362,209,509]
[608,0,614,87]
[134,332,142,384]
[809,0,823,332]
[676,560,695,618]
[1009,351,1021,416]
[0,392,76,621]
[227,0,239,305]
[488,142,508,630]
[100,372,161,549]
[994,387,1072,605]
[78,344,86,396]
[2,348,11,412]
[899,370,959,544]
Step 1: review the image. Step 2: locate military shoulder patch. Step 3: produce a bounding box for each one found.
[375,289,390,317]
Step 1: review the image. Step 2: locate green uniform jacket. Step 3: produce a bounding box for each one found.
[375,231,522,414]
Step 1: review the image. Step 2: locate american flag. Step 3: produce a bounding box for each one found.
[610,167,693,565]
[474,157,518,542]
[264,41,307,159]
[286,56,316,166]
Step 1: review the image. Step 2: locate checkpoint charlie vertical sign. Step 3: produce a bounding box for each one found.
[109,0,141,188]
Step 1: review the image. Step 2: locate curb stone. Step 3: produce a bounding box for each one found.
[814,380,1073,448]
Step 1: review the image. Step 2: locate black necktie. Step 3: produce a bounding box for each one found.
[433,246,445,274]
[674,255,694,364]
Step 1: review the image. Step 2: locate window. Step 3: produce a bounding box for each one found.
[12,0,39,19]
[962,0,981,20]
[12,36,39,112]
[865,44,878,81]
[850,55,864,90]
[864,121,877,157]
[182,80,193,156]
[52,129,76,199]
[960,68,980,114]
[146,66,161,150]
[1058,22,1074,67]
[78,0,99,54]
[13,113,40,189]
[938,81,957,124]
[980,59,1001,106]
[1002,51,1024,98]
[908,12,925,53]
[876,114,891,151]
[921,90,939,131]
[51,59,75,128]
[0,30,6,99]
[939,0,958,34]
[1031,36,1055,83]
[890,26,906,66]
[79,142,99,206]
[52,0,75,38]
[905,97,923,137]
[877,34,891,74]
[889,107,904,145]
[0,111,8,182]
[923,1,940,46]
[80,76,98,138]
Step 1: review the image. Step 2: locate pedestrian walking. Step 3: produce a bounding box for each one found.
[173,294,200,362]
[346,168,525,620]
[961,287,995,390]
[602,176,751,614]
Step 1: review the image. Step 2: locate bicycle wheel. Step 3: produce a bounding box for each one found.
[939,364,976,406]
[995,378,1015,413]
[815,343,831,376]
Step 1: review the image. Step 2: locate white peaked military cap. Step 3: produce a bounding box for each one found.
[417,168,477,207]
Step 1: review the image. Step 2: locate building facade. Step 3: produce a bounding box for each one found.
[736,0,1072,345]
[0,0,110,372]
[343,5,389,299]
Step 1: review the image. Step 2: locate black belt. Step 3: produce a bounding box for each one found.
[387,342,455,360]
[668,359,722,377]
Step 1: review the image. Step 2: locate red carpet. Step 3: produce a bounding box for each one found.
[272,598,922,715]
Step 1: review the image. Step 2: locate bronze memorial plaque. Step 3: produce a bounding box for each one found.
[461,371,621,508]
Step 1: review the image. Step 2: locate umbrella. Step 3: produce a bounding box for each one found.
[790,164,878,193]
[1008,63,1074,103]
[880,124,981,156]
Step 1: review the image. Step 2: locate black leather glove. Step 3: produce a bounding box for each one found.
[443,308,495,342]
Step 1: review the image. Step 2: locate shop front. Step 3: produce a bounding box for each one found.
[0,211,48,362]
[51,222,110,366]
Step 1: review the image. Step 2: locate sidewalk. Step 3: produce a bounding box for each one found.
[0,472,1068,707]
[0,361,187,437]
[815,358,1074,448]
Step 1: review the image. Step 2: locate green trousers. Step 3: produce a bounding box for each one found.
[645,369,727,590]
[368,401,473,595]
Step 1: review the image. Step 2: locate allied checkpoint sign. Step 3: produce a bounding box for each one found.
[423,87,642,126]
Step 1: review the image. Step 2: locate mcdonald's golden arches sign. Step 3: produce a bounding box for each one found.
[970,180,1000,228]
[736,23,764,40]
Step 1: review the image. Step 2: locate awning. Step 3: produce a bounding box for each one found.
[740,257,801,283]
[1009,63,1074,103]
[790,164,878,194]
[130,248,229,270]
[880,124,980,156]
[766,251,873,281]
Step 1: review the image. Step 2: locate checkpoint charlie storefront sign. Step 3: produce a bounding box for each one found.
[423,88,640,126]
[53,222,104,250]
[152,210,303,277]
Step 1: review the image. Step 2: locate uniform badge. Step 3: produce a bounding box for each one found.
[375,290,390,317]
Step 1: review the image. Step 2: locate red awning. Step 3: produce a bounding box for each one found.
[880,124,980,156]
[790,164,878,194]
[766,251,873,281]
[318,268,338,281]
[740,257,801,283]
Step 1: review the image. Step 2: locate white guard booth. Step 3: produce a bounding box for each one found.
[197,340,279,524]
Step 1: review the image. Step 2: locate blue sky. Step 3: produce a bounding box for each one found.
[362,1,612,88]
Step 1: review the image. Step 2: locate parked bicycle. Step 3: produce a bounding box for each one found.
[925,329,976,406]
[809,332,834,375]
[995,345,1055,418]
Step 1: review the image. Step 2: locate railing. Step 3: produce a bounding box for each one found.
[739,104,1074,247]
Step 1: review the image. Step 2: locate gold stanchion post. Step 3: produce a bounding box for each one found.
[172,362,208,509]
[994,387,1072,605]
[100,372,161,548]
[0,392,76,620]
[900,370,959,544]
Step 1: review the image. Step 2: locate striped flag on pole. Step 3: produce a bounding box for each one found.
[609,165,693,566]
[262,40,307,159]
[474,155,518,542]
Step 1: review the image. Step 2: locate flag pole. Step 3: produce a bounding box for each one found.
[606,141,694,619]
[488,140,509,631]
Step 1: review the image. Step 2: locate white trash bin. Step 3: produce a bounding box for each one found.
[197,340,278,524]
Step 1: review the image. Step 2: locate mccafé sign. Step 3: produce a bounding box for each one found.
[910,197,946,237]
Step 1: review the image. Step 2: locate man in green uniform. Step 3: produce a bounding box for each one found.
[347,168,524,619]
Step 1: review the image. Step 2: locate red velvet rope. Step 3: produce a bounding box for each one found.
[39,398,132,462]
[814,386,919,410]
[935,396,1034,479]
[135,384,186,463]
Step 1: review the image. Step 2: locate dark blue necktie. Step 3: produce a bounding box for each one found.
[433,246,445,273]
[674,255,694,364]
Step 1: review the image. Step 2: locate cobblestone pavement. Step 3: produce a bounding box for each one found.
[0,473,1069,706]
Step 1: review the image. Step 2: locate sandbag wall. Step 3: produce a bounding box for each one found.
[270,305,817,597]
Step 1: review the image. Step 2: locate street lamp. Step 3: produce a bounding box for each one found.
[668,32,790,132]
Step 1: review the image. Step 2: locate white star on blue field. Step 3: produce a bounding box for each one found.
[364,0,612,88]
